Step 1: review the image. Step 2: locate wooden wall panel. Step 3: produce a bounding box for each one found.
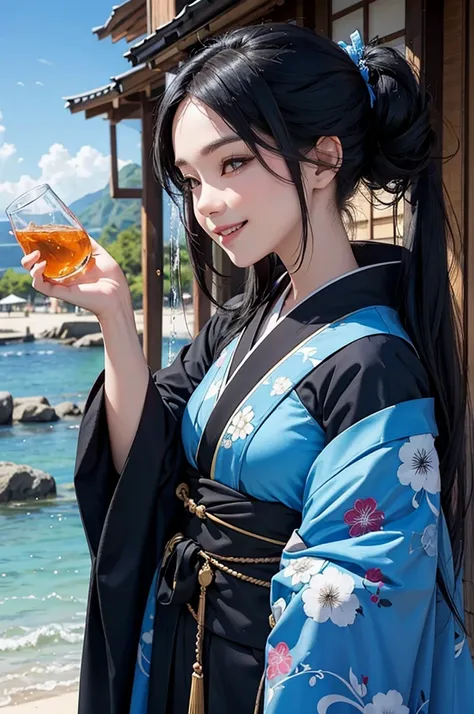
[147,0,176,33]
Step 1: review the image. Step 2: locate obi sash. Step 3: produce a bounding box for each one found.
[146,469,301,714]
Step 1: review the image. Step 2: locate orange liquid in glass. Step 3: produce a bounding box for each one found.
[15,224,91,280]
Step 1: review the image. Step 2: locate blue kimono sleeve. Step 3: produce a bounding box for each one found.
[264,397,458,713]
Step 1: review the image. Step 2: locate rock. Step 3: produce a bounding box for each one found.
[13,403,58,422]
[0,392,13,425]
[61,337,77,346]
[55,401,82,418]
[0,462,56,502]
[13,396,50,407]
[73,333,104,348]
[56,321,101,340]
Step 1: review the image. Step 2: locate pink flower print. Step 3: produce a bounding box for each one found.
[344,498,385,537]
[215,349,228,368]
[365,568,384,584]
[267,642,293,680]
[370,594,380,604]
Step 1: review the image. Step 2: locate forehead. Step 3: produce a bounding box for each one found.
[172,97,233,161]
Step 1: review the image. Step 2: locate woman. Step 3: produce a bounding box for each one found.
[23,24,473,714]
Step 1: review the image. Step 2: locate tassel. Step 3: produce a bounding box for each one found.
[188,665,205,714]
[188,560,213,714]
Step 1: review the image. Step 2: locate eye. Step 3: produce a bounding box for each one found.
[222,157,252,175]
[181,176,200,191]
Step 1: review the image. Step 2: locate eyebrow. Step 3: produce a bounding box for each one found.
[175,135,244,169]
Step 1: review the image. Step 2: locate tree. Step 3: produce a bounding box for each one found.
[106,225,142,282]
[97,223,194,306]
[99,223,120,247]
[0,269,33,300]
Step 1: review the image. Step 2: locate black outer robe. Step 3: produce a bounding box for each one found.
[73,242,429,714]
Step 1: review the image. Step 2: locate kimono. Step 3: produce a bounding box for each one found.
[74,240,474,714]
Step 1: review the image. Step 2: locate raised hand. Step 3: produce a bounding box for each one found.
[21,237,132,321]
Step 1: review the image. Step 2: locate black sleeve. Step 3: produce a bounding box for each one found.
[296,334,431,442]
[74,308,232,714]
[74,306,230,555]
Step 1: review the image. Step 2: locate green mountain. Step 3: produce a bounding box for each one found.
[71,163,142,234]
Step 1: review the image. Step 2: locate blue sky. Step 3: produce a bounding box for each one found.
[0,0,142,212]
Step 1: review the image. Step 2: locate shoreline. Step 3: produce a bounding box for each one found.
[0,691,78,713]
[0,306,194,342]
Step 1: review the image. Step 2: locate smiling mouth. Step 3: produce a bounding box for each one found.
[217,221,248,245]
[219,221,247,237]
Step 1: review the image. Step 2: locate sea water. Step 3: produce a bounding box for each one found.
[0,338,187,706]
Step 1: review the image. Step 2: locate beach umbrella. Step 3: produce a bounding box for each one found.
[0,294,27,305]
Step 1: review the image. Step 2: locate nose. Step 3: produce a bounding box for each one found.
[195,182,226,217]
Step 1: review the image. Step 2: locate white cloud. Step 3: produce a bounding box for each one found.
[38,58,53,66]
[36,81,45,87]
[0,144,16,161]
[0,111,3,120]
[18,158,24,164]
[0,143,131,212]
[0,125,5,134]
[17,81,25,87]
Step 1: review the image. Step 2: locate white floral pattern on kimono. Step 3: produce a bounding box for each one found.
[227,405,255,441]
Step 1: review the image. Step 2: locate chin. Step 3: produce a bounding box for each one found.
[223,249,264,269]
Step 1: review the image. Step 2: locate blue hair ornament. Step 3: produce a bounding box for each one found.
[338,30,376,108]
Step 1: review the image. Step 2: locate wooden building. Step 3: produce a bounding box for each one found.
[65,0,474,639]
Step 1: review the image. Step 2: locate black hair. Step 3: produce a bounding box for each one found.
[153,23,470,627]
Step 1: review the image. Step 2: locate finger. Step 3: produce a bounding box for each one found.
[21,250,41,270]
[30,261,56,295]
[30,259,46,277]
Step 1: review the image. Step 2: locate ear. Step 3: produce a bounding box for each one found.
[304,136,343,191]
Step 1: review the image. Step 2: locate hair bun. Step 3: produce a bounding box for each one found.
[362,45,435,196]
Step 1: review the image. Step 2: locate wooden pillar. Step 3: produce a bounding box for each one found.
[141,94,163,372]
[193,277,211,337]
[314,0,330,36]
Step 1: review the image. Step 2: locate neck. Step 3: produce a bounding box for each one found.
[276,203,358,314]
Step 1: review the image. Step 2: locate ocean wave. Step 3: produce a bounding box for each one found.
[0,622,84,652]
[0,592,87,606]
[0,350,55,358]
[0,677,80,707]
[0,661,79,683]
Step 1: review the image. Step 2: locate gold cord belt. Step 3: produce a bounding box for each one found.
[166,483,282,714]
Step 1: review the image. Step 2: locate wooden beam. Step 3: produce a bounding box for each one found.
[84,103,114,119]
[147,0,284,71]
[141,94,164,371]
[114,188,143,199]
[110,117,143,199]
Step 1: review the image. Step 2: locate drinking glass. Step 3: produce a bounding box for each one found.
[5,184,92,281]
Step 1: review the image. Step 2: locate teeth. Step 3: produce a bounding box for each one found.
[221,223,244,236]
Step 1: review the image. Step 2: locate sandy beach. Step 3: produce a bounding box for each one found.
[0,692,78,713]
[0,305,194,341]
